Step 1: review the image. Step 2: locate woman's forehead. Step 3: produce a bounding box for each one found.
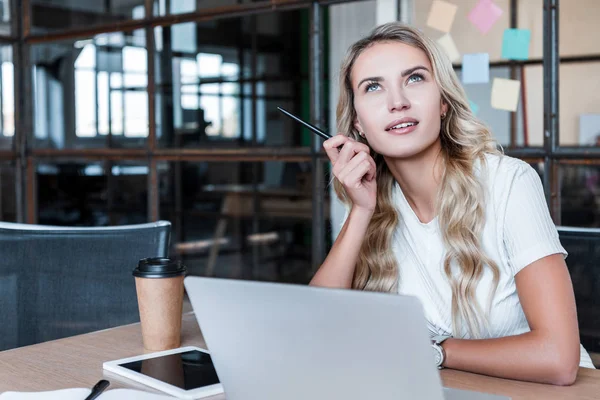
[351,42,432,85]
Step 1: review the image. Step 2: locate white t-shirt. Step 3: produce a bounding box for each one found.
[345,153,594,368]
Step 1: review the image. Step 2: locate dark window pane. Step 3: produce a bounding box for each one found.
[154,0,260,16]
[32,31,148,149]
[561,164,600,227]
[0,161,16,221]
[30,0,146,33]
[37,161,148,226]
[159,160,324,283]
[154,10,320,148]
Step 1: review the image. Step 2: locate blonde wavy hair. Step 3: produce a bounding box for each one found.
[335,22,501,338]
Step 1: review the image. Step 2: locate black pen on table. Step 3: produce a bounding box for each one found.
[84,379,110,400]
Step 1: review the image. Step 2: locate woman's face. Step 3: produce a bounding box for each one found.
[351,41,448,159]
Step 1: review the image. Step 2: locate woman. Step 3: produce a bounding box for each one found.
[310,22,595,385]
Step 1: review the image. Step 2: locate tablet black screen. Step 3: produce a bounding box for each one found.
[119,349,220,390]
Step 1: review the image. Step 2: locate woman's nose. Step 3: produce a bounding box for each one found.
[388,90,410,112]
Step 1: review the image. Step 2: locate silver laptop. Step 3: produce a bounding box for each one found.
[184,277,510,400]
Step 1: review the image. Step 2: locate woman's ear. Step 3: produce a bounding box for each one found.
[354,118,365,137]
[441,101,448,118]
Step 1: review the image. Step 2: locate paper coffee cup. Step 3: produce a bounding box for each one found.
[133,258,187,351]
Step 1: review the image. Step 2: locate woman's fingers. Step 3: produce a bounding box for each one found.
[329,144,377,211]
[323,134,350,165]
[324,134,371,164]
[336,140,371,167]
[335,151,375,187]
[364,156,377,182]
[340,155,375,189]
[336,151,366,184]
[326,134,375,185]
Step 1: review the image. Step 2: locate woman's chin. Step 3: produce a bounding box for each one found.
[375,145,432,160]
[372,137,442,161]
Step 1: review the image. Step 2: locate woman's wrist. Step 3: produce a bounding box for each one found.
[350,205,375,220]
[441,338,456,368]
[332,206,373,243]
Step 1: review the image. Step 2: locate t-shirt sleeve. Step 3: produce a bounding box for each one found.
[503,163,567,276]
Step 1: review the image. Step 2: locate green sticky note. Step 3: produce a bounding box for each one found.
[502,29,531,60]
[469,100,480,115]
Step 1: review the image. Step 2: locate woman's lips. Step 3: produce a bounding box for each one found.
[387,122,419,135]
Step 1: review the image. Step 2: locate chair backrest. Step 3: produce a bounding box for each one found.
[558,226,600,355]
[0,221,171,351]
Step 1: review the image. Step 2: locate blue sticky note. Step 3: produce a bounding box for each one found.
[502,29,531,60]
[469,100,480,115]
[462,53,489,84]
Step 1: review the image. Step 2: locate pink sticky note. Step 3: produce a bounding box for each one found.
[468,0,503,35]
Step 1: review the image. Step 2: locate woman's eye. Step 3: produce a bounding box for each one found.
[365,82,380,92]
[408,73,424,83]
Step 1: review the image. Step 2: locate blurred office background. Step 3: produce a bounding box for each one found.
[0,0,598,362]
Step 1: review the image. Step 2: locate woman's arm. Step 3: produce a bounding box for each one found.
[309,206,373,288]
[442,253,581,386]
[311,134,377,289]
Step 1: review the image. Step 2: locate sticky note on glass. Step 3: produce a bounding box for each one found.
[462,53,489,84]
[427,0,458,33]
[491,78,521,111]
[468,0,503,34]
[437,34,460,63]
[469,100,480,115]
[502,29,531,60]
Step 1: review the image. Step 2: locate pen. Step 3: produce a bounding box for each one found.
[277,107,332,140]
[84,379,110,400]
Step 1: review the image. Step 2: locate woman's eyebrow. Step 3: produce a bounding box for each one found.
[401,65,429,77]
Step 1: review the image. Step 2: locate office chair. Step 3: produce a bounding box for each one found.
[559,226,600,364]
[0,221,171,351]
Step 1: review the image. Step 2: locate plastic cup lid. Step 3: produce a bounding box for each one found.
[133,257,187,278]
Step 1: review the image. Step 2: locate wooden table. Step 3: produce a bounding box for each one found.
[1,313,599,399]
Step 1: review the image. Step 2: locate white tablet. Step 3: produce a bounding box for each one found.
[103,346,224,399]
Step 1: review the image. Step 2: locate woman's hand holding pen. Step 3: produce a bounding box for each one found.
[324,134,377,214]
[309,134,376,289]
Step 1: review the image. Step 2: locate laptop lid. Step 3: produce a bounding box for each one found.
[184,276,446,400]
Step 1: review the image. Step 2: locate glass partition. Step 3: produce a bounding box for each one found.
[159,160,319,282]
[154,10,315,148]
[30,0,146,33]
[37,161,148,226]
[32,31,148,149]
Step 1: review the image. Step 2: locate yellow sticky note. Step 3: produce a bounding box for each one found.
[491,78,521,112]
[436,34,460,63]
[427,0,458,33]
